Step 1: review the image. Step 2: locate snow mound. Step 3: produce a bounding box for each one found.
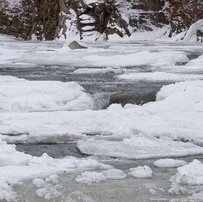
[0,76,93,112]
[129,166,152,178]
[173,160,203,186]
[153,159,186,168]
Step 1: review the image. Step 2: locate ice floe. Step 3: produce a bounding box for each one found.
[129,166,152,178]
[173,160,203,186]
[72,67,124,74]
[75,168,126,184]
[153,159,187,168]
[0,76,93,112]
[83,51,189,67]
[118,72,203,82]
[77,135,203,159]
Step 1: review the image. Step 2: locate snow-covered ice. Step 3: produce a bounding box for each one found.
[1,80,203,158]
[83,50,189,67]
[153,159,187,168]
[0,76,93,112]
[75,171,106,184]
[72,67,124,74]
[78,135,203,160]
[0,139,111,201]
[129,166,152,178]
[173,160,203,186]
[0,37,203,201]
[75,169,126,184]
[118,72,203,82]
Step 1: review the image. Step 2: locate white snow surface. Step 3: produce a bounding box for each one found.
[0,76,93,112]
[153,159,186,168]
[129,166,152,178]
[173,160,203,186]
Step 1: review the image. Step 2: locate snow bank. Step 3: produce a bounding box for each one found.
[118,72,203,82]
[129,166,152,178]
[173,160,203,185]
[153,159,186,168]
[0,76,93,112]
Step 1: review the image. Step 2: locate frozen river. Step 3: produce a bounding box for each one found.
[0,38,203,201]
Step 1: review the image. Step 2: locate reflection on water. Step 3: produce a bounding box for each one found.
[16,143,85,158]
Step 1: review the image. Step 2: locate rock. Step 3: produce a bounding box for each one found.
[68,41,87,50]
[1,0,203,41]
